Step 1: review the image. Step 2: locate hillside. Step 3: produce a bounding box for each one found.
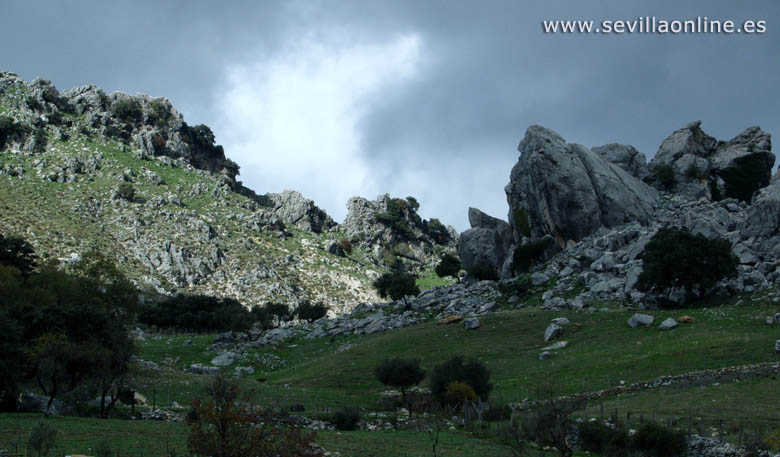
[0,73,456,312]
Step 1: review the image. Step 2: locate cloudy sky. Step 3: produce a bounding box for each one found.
[2,1,778,230]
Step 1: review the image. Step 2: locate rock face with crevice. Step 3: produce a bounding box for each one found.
[458,207,514,279]
[505,125,658,248]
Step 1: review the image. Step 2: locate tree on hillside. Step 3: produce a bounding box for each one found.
[430,356,492,406]
[373,270,420,302]
[435,253,462,282]
[374,358,426,418]
[0,232,37,276]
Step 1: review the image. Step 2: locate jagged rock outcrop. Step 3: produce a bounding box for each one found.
[458,208,514,278]
[343,194,457,271]
[592,143,650,180]
[649,121,774,203]
[269,190,335,233]
[745,179,780,238]
[505,125,658,247]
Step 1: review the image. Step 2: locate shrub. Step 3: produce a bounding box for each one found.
[111,99,143,124]
[117,183,136,201]
[519,386,587,457]
[265,302,291,326]
[513,208,532,238]
[685,164,706,180]
[0,232,38,276]
[633,422,687,457]
[424,218,451,245]
[720,153,773,203]
[296,301,328,322]
[139,294,254,333]
[27,421,57,457]
[512,237,551,274]
[332,407,361,431]
[579,421,630,457]
[373,271,420,301]
[467,263,498,281]
[339,237,353,255]
[148,98,170,128]
[430,356,492,405]
[638,227,738,305]
[445,381,477,405]
[435,253,462,282]
[188,375,321,457]
[0,116,26,148]
[654,164,676,189]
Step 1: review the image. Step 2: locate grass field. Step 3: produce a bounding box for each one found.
[3,292,780,456]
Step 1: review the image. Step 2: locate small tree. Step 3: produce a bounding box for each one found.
[0,232,38,276]
[27,420,57,457]
[653,164,676,189]
[265,302,290,327]
[374,358,426,418]
[520,386,587,457]
[435,253,462,282]
[430,356,492,406]
[638,227,738,305]
[373,271,420,302]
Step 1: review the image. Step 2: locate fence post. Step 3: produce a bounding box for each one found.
[627,412,631,429]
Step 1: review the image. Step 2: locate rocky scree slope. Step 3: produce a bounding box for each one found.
[0,73,452,312]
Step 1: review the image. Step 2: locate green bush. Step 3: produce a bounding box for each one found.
[633,422,687,457]
[720,153,773,203]
[467,263,498,281]
[295,301,328,322]
[148,98,170,128]
[512,237,551,274]
[111,99,143,124]
[424,218,451,245]
[373,271,420,301]
[654,163,676,189]
[430,356,492,405]
[435,253,462,281]
[117,182,136,201]
[139,294,254,333]
[638,227,738,305]
[332,407,361,431]
[514,208,532,238]
[27,421,57,457]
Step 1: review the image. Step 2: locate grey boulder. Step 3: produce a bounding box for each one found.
[658,317,678,331]
[505,125,657,247]
[627,313,654,328]
[544,323,564,342]
[463,317,481,330]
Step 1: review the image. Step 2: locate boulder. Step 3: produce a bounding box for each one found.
[592,143,650,180]
[627,313,654,328]
[776,340,780,354]
[544,323,563,342]
[551,317,570,326]
[658,317,678,331]
[539,351,551,360]
[505,125,657,247]
[211,351,237,367]
[269,190,335,233]
[235,366,255,377]
[463,317,481,330]
[542,341,568,351]
[745,180,780,238]
[187,363,220,376]
[649,121,774,202]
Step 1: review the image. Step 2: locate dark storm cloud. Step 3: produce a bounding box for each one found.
[2,1,778,230]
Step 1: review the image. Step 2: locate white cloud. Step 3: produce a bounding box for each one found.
[214,31,422,222]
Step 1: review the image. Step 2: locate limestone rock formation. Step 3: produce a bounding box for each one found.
[505,125,658,247]
[269,190,335,233]
[592,143,650,181]
[458,207,513,279]
[649,121,774,203]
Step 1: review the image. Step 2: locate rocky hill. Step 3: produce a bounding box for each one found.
[0,72,456,313]
[460,122,778,308]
